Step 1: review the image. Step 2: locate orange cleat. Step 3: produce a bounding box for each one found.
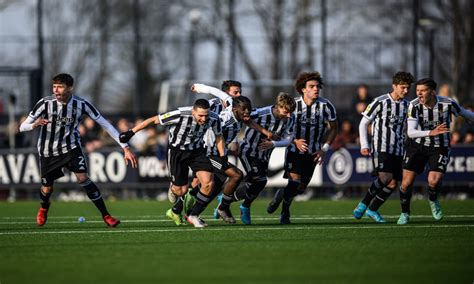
[37,207,48,226]
[103,215,121,227]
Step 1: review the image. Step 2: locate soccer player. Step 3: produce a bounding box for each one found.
[267,71,338,224]
[238,92,296,225]
[189,83,276,223]
[353,71,414,223]
[119,99,225,228]
[19,73,137,227]
[397,78,474,224]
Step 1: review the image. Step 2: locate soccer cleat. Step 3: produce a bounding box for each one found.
[429,200,443,221]
[213,194,224,219]
[213,208,219,220]
[240,204,251,225]
[365,209,386,223]
[217,208,236,224]
[186,215,208,228]
[183,192,196,216]
[267,189,283,214]
[103,215,121,227]
[280,213,291,225]
[166,209,185,226]
[36,207,49,226]
[353,202,367,220]
[397,212,410,225]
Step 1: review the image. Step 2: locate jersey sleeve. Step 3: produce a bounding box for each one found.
[407,102,418,121]
[324,100,337,121]
[362,99,381,121]
[157,109,181,125]
[28,98,46,120]
[211,116,222,136]
[83,99,102,120]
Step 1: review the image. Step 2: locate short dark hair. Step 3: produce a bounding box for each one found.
[294,71,324,95]
[416,78,437,91]
[193,98,210,110]
[392,72,414,85]
[232,96,252,111]
[52,73,74,87]
[221,80,241,92]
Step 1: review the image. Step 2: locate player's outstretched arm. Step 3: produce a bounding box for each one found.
[191,83,231,102]
[246,119,280,141]
[119,115,159,143]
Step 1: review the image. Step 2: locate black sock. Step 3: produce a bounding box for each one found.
[369,187,393,211]
[190,191,211,216]
[209,179,224,201]
[172,197,184,214]
[189,185,200,197]
[219,193,233,210]
[242,179,266,208]
[399,186,412,214]
[39,188,52,209]
[428,186,439,202]
[361,178,386,206]
[81,179,109,217]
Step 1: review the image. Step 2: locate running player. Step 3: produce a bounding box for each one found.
[397,78,474,224]
[353,72,414,223]
[267,71,338,224]
[119,99,225,228]
[19,73,137,227]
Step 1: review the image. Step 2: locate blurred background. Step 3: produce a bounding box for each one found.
[0,0,473,201]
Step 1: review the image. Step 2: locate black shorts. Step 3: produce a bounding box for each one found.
[40,147,87,181]
[403,139,450,174]
[168,147,213,186]
[372,152,403,181]
[239,153,268,179]
[209,155,234,184]
[284,151,317,184]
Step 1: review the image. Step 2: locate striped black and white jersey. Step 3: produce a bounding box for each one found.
[205,106,242,156]
[362,93,409,156]
[240,105,295,161]
[158,106,222,150]
[287,96,337,154]
[209,98,226,114]
[27,95,115,157]
[408,95,461,148]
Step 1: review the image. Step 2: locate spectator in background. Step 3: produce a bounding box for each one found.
[129,118,148,152]
[353,84,373,115]
[451,130,462,145]
[332,119,357,150]
[156,126,168,162]
[81,117,102,151]
[464,132,474,144]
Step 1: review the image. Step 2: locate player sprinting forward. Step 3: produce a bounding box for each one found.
[236,92,296,225]
[267,71,338,224]
[19,73,137,227]
[353,72,414,223]
[183,81,242,214]
[189,83,276,223]
[120,99,225,228]
[397,78,474,224]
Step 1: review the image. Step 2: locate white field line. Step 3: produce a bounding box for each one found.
[0,224,473,236]
[1,215,474,225]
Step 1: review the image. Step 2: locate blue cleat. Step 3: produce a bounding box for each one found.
[429,200,443,221]
[213,193,223,219]
[365,209,386,223]
[353,202,367,220]
[240,204,251,225]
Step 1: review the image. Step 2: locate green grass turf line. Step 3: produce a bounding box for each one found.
[0,199,473,284]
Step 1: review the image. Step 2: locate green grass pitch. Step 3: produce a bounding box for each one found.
[0,199,473,284]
